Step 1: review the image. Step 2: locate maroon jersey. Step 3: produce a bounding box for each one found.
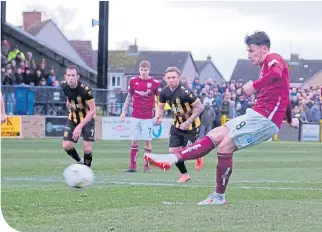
[252,53,292,128]
[128,76,161,119]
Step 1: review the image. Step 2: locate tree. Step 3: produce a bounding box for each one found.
[25,4,85,40]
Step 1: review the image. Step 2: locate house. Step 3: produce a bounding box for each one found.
[91,44,200,91]
[22,12,92,72]
[300,69,322,89]
[230,53,322,88]
[125,49,199,82]
[2,14,97,86]
[69,40,96,70]
[195,55,225,85]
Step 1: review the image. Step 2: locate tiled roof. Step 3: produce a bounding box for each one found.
[70,40,96,70]
[230,58,322,83]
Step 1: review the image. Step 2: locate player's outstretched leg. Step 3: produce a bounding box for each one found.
[123,141,139,172]
[62,141,83,164]
[83,141,93,167]
[197,136,236,206]
[144,125,237,205]
[144,126,227,170]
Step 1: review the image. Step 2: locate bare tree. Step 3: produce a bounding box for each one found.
[25,4,85,40]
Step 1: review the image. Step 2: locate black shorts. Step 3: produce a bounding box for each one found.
[169,126,199,148]
[63,119,95,143]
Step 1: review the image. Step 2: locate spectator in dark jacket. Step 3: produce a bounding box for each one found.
[23,68,34,85]
[2,68,14,85]
[221,92,230,117]
[15,68,24,85]
[310,103,321,123]
[199,102,215,138]
[293,106,308,123]
[212,100,221,128]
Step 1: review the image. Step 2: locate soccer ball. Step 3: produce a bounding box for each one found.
[63,164,94,188]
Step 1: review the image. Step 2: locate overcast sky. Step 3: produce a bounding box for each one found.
[6,0,322,80]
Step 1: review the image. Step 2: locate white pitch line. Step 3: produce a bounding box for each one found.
[235,186,322,191]
[103,178,322,184]
[2,177,322,184]
[101,181,322,191]
[2,177,322,191]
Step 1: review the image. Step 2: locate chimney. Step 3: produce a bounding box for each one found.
[207,55,212,61]
[290,53,299,62]
[128,38,138,55]
[23,11,42,31]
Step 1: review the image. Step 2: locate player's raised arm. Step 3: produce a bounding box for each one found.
[243,63,284,96]
[253,63,283,90]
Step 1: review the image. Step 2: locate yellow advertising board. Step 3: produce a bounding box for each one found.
[1,116,21,137]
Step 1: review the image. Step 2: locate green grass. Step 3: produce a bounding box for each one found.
[1,139,322,232]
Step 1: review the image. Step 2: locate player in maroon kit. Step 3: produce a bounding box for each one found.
[144,31,299,204]
[121,60,161,172]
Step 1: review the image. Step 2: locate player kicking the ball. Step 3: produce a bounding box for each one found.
[144,31,299,204]
[121,60,161,172]
[155,67,204,183]
[61,65,96,167]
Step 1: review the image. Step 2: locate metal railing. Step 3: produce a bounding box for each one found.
[1,85,131,116]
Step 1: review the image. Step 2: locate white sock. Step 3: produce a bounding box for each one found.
[214,191,225,198]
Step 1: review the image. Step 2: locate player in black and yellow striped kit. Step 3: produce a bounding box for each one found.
[154,67,204,182]
[61,65,96,167]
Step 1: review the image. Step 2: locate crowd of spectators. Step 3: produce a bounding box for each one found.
[176,77,322,138]
[1,39,66,116]
[1,39,322,125]
[1,39,60,87]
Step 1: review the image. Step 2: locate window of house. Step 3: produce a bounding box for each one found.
[109,76,121,88]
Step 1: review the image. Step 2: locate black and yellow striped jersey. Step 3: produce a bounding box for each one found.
[159,84,201,131]
[61,80,94,124]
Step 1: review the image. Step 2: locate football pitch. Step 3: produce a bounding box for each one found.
[1,139,322,232]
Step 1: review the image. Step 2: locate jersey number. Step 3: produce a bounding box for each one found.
[90,129,95,137]
[148,128,152,135]
[236,121,246,130]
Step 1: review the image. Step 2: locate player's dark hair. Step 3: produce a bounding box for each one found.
[65,64,80,75]
[244,31,271,49]
[164,66,181,76]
